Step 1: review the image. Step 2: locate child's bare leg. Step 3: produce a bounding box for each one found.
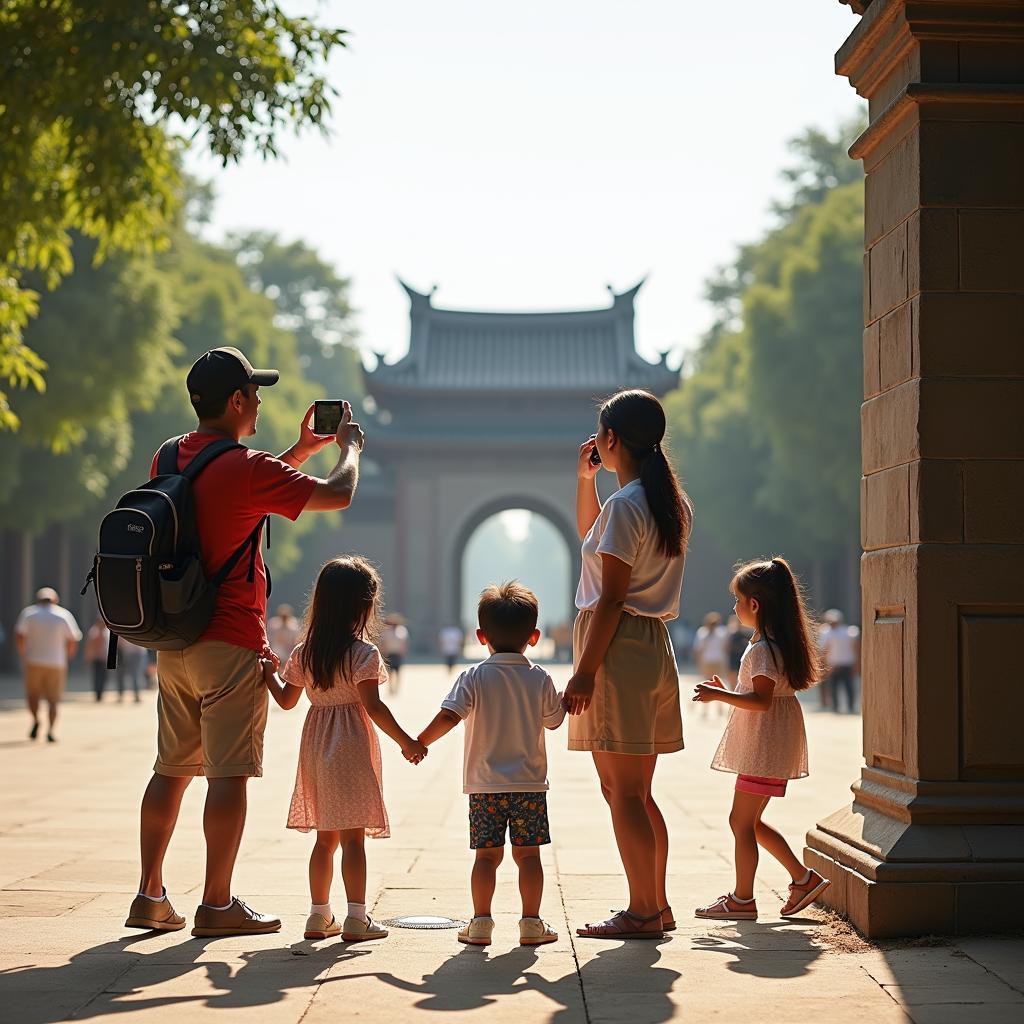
[729,791,765,900]
[309,830,340,906]
[511,846,543,918]
[470,847,503,917]
[754,809,807,882]
[339,828,367,905]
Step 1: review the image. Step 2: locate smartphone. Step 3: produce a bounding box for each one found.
[589,438,602,467]
[313,400,345,436]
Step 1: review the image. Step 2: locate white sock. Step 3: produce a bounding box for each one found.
[138,891,166,903]
[731,893,755,903]
[347,901,367,922]
[797,869,813,886]
[201,900,234,911]
[310,902,332,920]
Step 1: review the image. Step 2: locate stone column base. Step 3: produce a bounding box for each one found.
[805,769,1024,937]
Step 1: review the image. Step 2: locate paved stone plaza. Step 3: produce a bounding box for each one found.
[0,663,1021,1023]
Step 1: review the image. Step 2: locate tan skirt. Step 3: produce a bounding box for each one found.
[568,610,684,755]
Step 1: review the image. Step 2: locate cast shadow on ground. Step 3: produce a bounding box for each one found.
[4,930,681,1024]
[691,919,823,978]
[1,933,378,1024]
[373,937,680,1024]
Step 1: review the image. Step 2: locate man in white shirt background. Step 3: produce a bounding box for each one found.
[14,587,82,742]
[820,609,861,714]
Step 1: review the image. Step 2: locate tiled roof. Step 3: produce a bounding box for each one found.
[367,280,677,394]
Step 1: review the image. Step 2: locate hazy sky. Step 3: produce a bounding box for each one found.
[189,1,863,367]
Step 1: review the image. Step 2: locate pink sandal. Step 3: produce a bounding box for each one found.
[694,893,758,920]
[781,870,830,916]
[576,909,664,940]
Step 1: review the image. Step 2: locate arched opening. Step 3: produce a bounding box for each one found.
[453,501,578,661]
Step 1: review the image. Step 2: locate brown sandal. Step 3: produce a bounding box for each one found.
[660,906,676,932]
[576,909,664,940]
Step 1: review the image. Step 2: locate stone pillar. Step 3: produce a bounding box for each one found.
[806,0,1024,937]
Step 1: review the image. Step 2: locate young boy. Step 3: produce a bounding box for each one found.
[418,581,565,947]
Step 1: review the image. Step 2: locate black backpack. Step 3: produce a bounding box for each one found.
[83,436,270,667]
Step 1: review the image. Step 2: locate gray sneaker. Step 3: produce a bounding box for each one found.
[191,897,281,937]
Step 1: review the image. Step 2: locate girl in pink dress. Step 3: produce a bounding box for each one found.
[262,556,427,942]
[691,557,831,921]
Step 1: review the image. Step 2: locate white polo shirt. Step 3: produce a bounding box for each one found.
[441,652,566,794]
[14,603,82,669]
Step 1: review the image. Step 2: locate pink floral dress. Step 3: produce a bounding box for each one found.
[283,639,391,837]
[710,640,809,782]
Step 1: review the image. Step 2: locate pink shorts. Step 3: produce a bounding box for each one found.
[736,774,788,798]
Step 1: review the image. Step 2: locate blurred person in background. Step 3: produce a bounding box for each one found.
[438,624,464,675]
[694,612,729,717]
[268,603,302,665]
[380,614,410,694]
[820,609,860,714]
[117,639,147,704]
[85,616,110,701]
[14,587,82,742]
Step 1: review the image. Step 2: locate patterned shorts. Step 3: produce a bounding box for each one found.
[468,792,550,849]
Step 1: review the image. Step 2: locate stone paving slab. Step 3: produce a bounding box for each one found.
[1,665,1022,1023]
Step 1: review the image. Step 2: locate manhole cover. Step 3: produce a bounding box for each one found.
[380,915,467,930]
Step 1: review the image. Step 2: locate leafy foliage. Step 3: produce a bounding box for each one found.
[0,1,346,430]
[666,120,865,581]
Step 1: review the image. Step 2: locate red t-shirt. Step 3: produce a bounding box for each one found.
[151,432,317,653]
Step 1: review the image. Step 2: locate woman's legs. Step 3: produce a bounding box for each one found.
[593,752,661,919]
[339,828,367,906]
[646,788,670,912]
[309,830,340,906]
[91,661,106,701]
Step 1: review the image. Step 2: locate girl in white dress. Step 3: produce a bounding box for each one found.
[691,557,831,920]
[262,557,427,942]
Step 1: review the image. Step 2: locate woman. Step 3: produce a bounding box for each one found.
[564,389,693,939]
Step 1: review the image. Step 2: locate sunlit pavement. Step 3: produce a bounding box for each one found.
[1,663,1021,1023]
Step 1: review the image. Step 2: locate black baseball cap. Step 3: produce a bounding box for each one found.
[186,347,280,402]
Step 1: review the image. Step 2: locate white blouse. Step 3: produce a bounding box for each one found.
[575,479,688,620]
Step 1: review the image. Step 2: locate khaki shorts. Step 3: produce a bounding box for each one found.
[155,641,268,778]
[25,664,66,703]
[568,610,684,755]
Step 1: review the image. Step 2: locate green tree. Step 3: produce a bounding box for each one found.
[0,236,178,530]
[666,118,865,609]
[0,1,346,430]
[230,231,363,401]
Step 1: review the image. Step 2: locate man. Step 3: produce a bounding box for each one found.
[438,624,464,675]
[125,347,364,938]
[267,604,301,665]
[820,609,861,714]
[14,587,82,742]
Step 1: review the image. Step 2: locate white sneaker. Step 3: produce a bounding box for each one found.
[519,917,558,945]
[458,916,495,946]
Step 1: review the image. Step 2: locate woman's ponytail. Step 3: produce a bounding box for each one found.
[600,391,692,558]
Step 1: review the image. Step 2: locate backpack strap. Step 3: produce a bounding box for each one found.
[180,437,244,481]
[106,631,119,671]
[212,516,270,589]
[156,437,184,477]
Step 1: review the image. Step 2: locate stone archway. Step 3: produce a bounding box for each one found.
[448,494,580,633]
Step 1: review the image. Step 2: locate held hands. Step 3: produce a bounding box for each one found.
[260,652,280,684]
[577,436,600,481]
[402,738,428,765]
[562,671,596,715]
[692,675,726,703]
